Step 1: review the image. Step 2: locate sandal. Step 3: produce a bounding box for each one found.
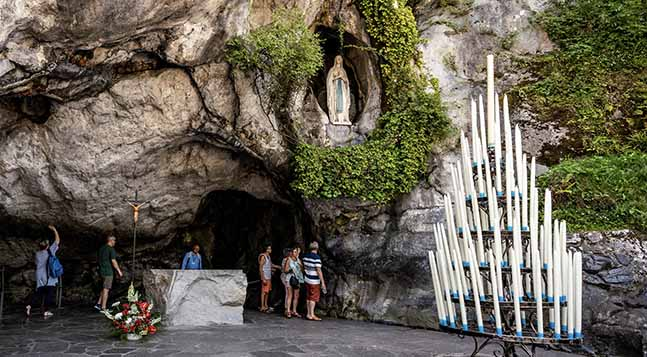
[292,312,302,318]
[259,307,268,313]
[284,311,292,319]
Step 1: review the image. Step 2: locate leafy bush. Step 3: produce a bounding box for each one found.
[226,10,323,109]
[291,0,451,202]
[539,153,647,232]
[517,0,647,155]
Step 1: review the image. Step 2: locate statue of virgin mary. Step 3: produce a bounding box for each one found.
[326,55,351,125]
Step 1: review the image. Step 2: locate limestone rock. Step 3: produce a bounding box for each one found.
[143,269,247,326]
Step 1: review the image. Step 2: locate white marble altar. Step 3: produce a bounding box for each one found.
[143,269,247,327]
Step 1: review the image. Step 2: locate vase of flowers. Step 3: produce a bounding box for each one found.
[102,283,161,340]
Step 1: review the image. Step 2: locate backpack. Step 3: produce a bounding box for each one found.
[47,248,64,278]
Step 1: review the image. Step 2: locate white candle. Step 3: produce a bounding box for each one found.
[486,55,495,145]
[470,246,485,301]
[503,95,515,197]
[493,95,503,194]
[525,244,532,298]
[574,251,583,339]
[471,98,479,161]
[514,186,523,266]
[540,226,546,298]
[533,249,544,338]
[510,248,523,337]
[561,249,568,335]
[435,224,455,296]
[471,189,486,265]
[505,177,513,231]
[543,189,552,268]
[467,247,484,332]
[521,154,528,230]
[438,248,456,328]
[475,135,485,196]
[553,246,562,339]
[530,157,536,197]
[460,135,474,199]
[514,125,523,199]
[488,250,503,336]
[428,251,447,326]
[568,250,575,339]
[492,188,505,301]
[452,249,469,331]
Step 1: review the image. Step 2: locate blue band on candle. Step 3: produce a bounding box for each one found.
[463,261,470,267]
[458,227,463,233]
[440,319,447,326]
[526,292,533,299]
[543,263,548,269]
[450,322,457,329]
[561,325,568,334]
[520,263,524,269]
[478,325,485,333]
[506,226,513,231]
[498,296,505,302]
[547,296,554,303]
[472,162,479,167]
[537,332,544,339]
[497,191,504,197]
[480,262,488,267]
[560,296,566,303]
[489,226,495,231]
[521,319,527,327]
[466,194,472,201]
[516,331,522,337]
[480,295,486,301]
[502,261,509,267]
[575,332,582,339]
[479,192,486,198]
[568,333,574,340]
[518,192,523,198]
[519,297,523,302]
[549,322,555,329]
[462,323,469,331]
[496,327,503,336]
[452,292,458,299]
[541,293,546,299]
[511,191,516,197]
[554,333,561,340]
[522,226,529,231]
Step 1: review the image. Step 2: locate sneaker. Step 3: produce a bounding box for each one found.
[25,305,31,317]
[94,304,102,311]
[43,311,54,318]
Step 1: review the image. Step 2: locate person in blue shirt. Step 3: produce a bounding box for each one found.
[181,244,202,270]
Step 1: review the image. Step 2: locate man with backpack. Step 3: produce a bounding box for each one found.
[25,225,61,318]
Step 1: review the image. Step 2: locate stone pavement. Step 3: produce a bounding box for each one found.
[0,307,581,356]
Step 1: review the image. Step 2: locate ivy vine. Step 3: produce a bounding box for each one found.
[291,0,451,202]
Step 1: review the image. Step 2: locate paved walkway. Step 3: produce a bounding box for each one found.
[0,308,580,356]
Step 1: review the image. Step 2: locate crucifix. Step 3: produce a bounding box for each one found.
[125,190,150,283]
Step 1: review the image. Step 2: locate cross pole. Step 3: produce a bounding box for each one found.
[125,190,150,284]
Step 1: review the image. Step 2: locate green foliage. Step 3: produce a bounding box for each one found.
[291,0,451,202]
[225,10,323,107]
[517,0,647,155]
[538,153,647,232]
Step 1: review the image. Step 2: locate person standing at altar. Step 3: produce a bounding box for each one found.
[181,244,202,270]
[95,235,123,311]
[258,243,280,313]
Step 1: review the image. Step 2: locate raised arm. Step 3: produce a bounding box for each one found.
[48,225,60,245]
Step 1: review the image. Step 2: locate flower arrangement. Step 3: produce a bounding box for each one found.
[102,283,161,340]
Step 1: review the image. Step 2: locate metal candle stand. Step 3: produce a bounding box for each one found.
[438,148,583,357]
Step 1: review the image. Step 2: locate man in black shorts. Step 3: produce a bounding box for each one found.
[95,236,123,311]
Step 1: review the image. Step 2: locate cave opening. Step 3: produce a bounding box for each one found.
[190,190,303,309]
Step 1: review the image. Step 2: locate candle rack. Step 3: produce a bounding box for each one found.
[428,55,583,357]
